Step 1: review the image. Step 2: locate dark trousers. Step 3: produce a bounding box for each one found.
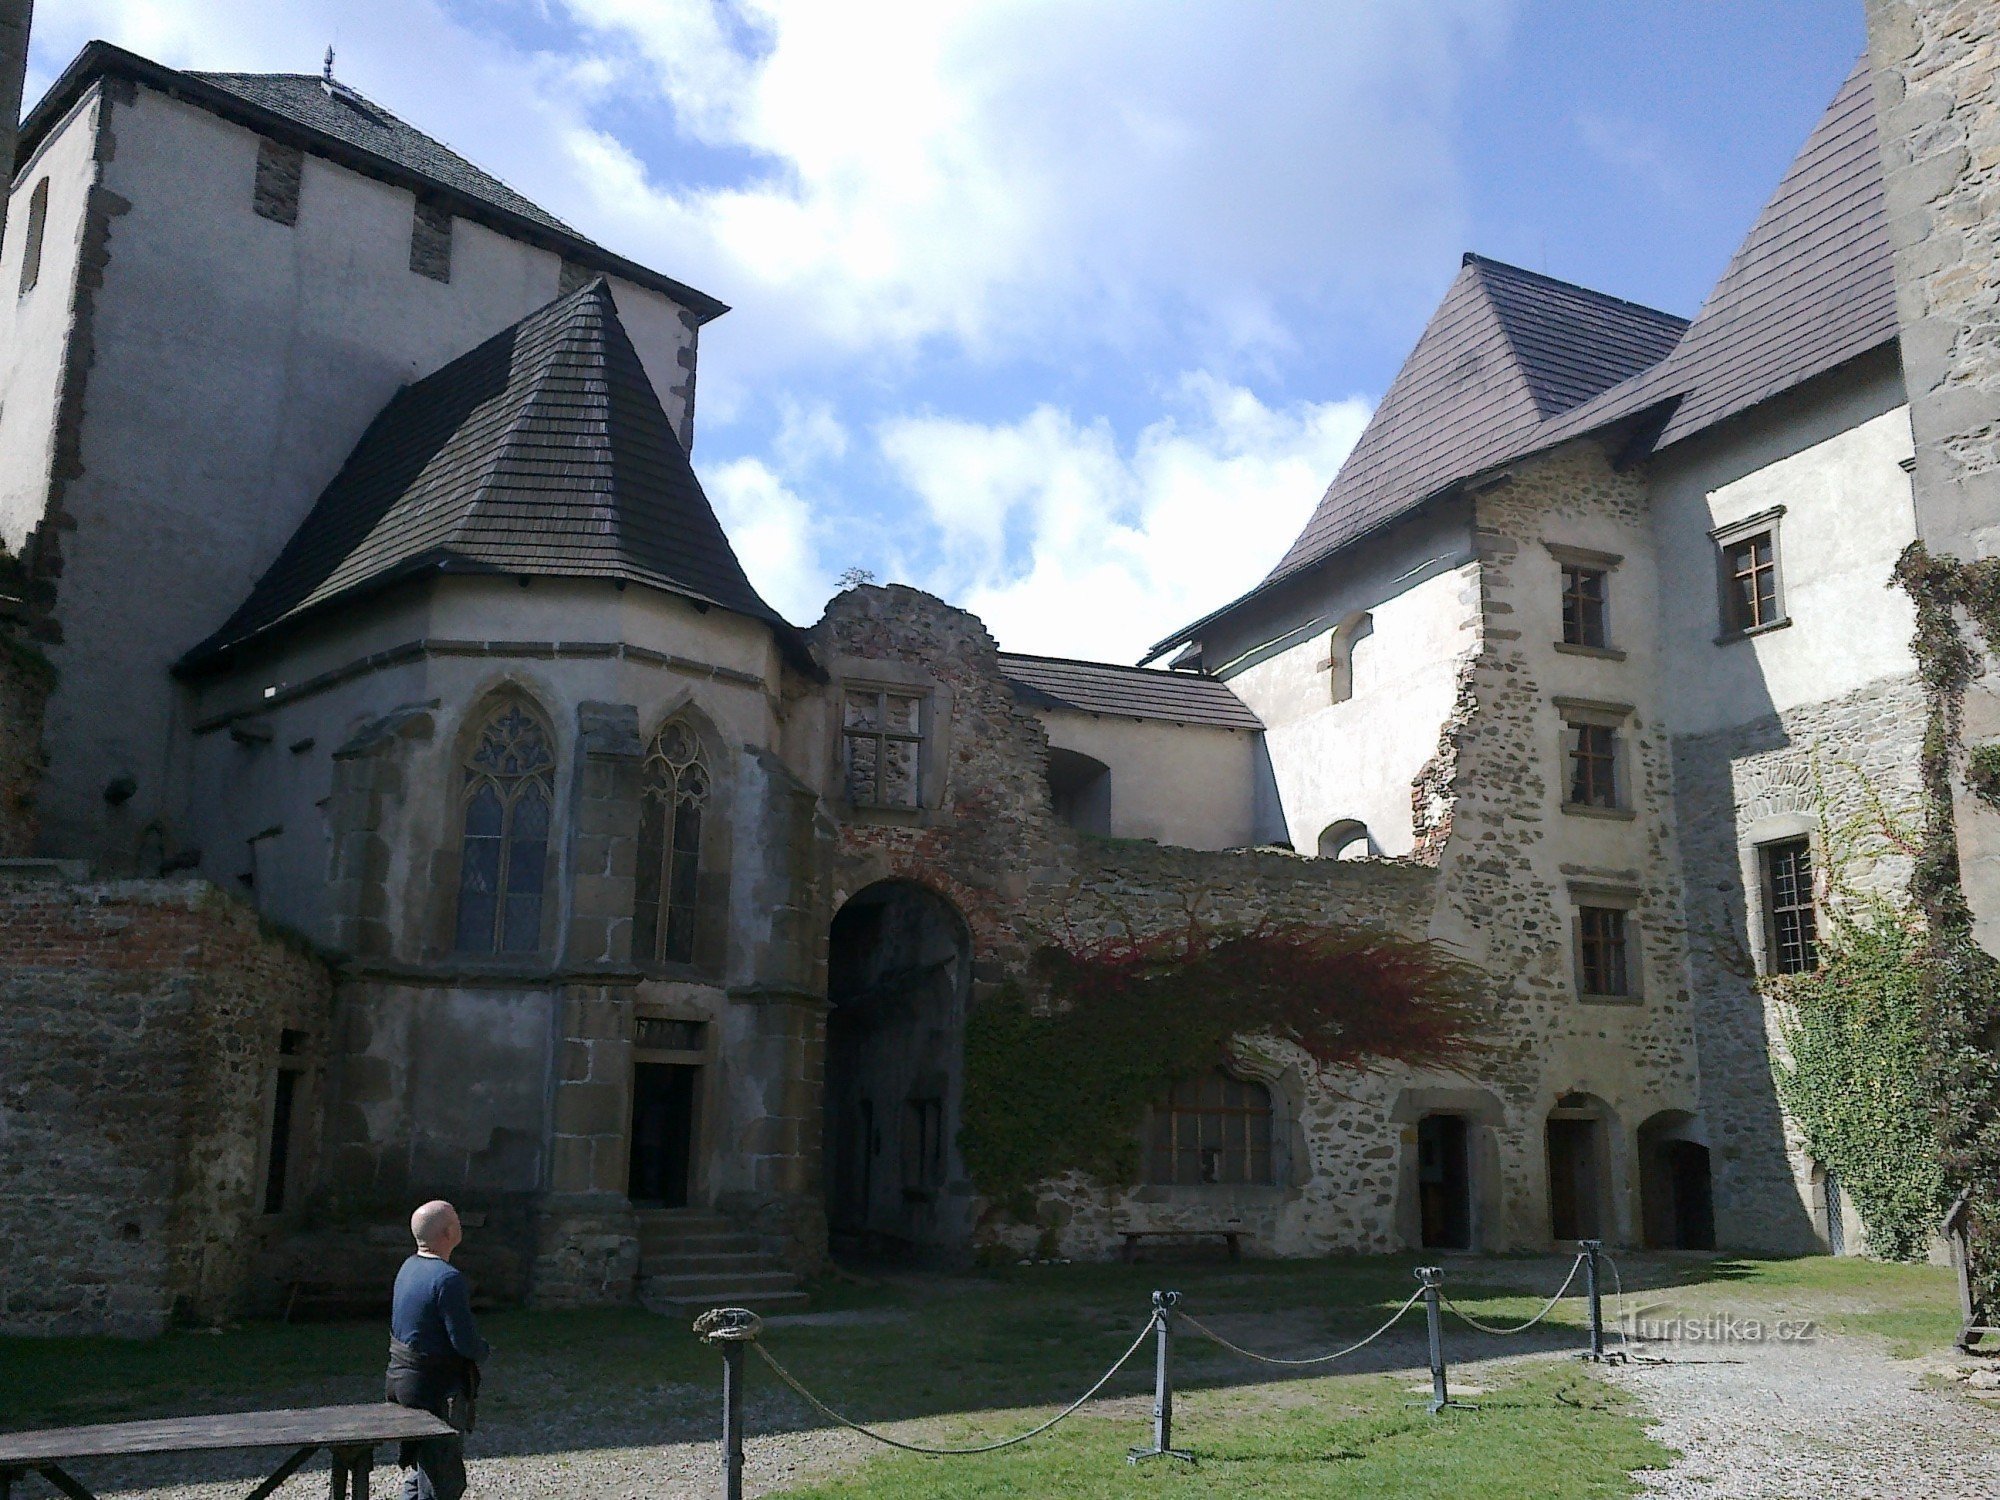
[386,1372,468,1500]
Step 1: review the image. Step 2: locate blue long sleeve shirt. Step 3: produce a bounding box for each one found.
[391,1253,491,1364]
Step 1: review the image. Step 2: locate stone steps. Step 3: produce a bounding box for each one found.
[635,1208,807,1316]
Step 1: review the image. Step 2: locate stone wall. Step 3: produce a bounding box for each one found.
[0,619,51,856]
[0,872,333,1335]
[1673,672,1929,1254]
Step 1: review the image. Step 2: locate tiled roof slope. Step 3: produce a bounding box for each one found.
[1538,57,1893,453]
[1000,653,1263,730]
[181,280,792,671]
[1262,257,1686,588]
[192,71,575,236]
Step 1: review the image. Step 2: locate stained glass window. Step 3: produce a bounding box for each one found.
[634,718,710,965]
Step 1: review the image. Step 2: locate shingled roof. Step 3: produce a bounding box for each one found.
[1537,56,1893,454]
[16,42,727,319]
[1000,653,1263,730]
[180,279,799,674]
[1260,257,1686,591]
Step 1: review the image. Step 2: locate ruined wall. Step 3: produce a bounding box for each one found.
[0,622,51,855]
[0,871,333,1335]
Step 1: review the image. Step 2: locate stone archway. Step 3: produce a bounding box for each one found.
[1637,1110,1716,1250]
[823,880,973,1259]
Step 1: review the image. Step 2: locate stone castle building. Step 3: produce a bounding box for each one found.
[0,24,1992,1333]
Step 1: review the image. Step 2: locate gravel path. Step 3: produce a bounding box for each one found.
[1604,1330,2000,1498]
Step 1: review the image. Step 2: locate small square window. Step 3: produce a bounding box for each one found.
[1762,838,1819,975]
[1561,565,1609,648]
[1565,722,1620,808]
[843,689,925,808]
[1577,906,1631,997]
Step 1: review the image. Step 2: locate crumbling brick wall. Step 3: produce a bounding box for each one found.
[0,873,332,1335]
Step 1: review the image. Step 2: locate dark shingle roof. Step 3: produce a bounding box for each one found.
[16,42,726,319]
[180,279,797,673]
[192,71,575,236]
[1000,653,1263,730]
[1537,57,1893,453]
[1259,257,1686,590]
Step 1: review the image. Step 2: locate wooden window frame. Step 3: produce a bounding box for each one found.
[1711,507,1790,641]
[1146,1068,1277,1187]
[1569,883,1642,1004]
[1761,837,1820,976]
[1556,698,1635,819]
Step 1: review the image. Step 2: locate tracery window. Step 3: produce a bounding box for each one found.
[454,701,555,954]
[634,717,710,965]
[1147,1069,1275,1186]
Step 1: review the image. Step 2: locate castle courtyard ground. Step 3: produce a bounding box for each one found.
[0,1254,1983,1498]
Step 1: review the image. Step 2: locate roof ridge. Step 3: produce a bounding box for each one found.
[998,649,1211,677]
[1462,251,1692,326]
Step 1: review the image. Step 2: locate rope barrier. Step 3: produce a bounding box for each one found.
[745,1313,1162,1456]
[1440,1251,1585,1336]
[1175,1285,1426,1367]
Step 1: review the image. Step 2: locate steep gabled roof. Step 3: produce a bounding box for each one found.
[1000,652,1263,729]
[16,42,727,319]
[1538,56,1893,453]
[1263,257,1686,592]
[180,280,800,674]
[192,70,575,237]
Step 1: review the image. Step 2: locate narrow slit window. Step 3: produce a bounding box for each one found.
[1763,838,1819,975]
[18,177,49,295]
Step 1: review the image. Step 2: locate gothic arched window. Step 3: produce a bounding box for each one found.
[634,717,710,965]
[454,700,556,954]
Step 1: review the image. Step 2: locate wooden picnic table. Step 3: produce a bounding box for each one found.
[0,1404,456,1500]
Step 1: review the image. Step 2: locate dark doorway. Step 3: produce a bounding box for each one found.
[1546,1117,1603,1241]
[1667,1142,1716,1250]
[1637,1113,1715,1250]
[1417,1114,1472,1250]
[824,881,971,1258]
[629,1062,697,1206]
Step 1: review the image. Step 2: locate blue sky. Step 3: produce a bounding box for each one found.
[25,0,1866,660]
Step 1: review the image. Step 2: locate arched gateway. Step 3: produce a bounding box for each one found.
[823,881,974,1259]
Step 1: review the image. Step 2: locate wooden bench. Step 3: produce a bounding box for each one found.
[0,1403,456,1500]
[1119,1228,1244,1263]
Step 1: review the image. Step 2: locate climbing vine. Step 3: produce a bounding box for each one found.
[1891,542,2000,1316]
[960,917,1490,1208]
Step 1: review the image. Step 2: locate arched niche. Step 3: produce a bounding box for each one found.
[1047,746,1112,835]
[1317,819,1371,859]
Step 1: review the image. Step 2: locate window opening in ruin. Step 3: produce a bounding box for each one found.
[263,1029,309,1216]
[1047,746,1111,834]
[842,689,924,809]
[18,177,48,295]
[628,1061,698,1206]
[1565,722,1619,808]
[1323,610,1374,704]
[1577,905,1630,997]
[1147,1069,1275,1186]
[1561,564,1609,648]
[1720,528,1783,633]
[1317,819,1370,859]
[1545,1116,1603,1240]
[1763,837,1819,974]
[454,701,555,954]
[635,718,709,965]
[1417,1113,1472,1250]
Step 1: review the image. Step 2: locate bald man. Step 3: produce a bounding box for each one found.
[385,1201,490,1500]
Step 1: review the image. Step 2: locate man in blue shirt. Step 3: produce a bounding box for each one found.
[386,1201,490,1500]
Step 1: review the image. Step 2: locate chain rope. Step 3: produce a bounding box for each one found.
[1174,1285,1426,1367]
[1439,1252,1584,1336]
[746,1314,1160,1456]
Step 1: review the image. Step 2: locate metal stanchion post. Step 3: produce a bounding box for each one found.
[721,1338,745,1500]
[1579,1239,1606,1362]
[1415,1266,1475,1414]
[1127,1291,1194,1464]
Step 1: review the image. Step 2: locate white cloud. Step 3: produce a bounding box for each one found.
[705,455,831,621]
[878,375,1370,661]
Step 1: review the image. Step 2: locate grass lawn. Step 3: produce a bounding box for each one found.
[0,1251,1959,1496]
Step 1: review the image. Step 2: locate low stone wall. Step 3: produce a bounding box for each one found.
[0,872,332,1335]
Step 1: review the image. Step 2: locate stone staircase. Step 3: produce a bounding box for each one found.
[636,1208,808,1316]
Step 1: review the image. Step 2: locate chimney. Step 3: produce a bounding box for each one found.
[0,0,31,254]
